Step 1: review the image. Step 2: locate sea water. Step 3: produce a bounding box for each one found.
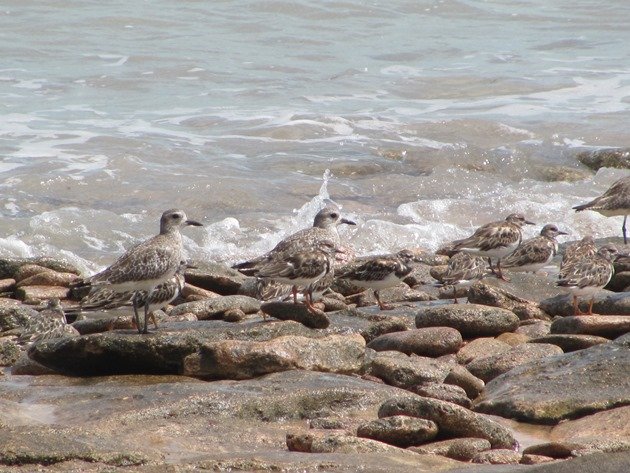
[1,0,630,272]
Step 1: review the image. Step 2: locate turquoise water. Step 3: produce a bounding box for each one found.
[1,0,630,270]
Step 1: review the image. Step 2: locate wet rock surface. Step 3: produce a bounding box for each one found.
[0,251,628,472]
[466,343,564,382]
[576,147,630,170]
[473,337,630,423]
[261,301,330,328]
[367,327,463,357]
[528,334,610,352]
[29,320,332,376]
[356,415,439,448]
[409,437,492,461]
[367,351,452,389]
[169,294,261,320]
[540,292,630,317]
[415,304,520,337]
[550,315,630,339]
[378,395,518,449]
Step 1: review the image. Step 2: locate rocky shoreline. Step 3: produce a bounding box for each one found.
[0,239,629,472]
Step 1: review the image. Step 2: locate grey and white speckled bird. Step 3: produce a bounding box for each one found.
[234,204,355,303]
[557,244,617,316]
[573,175,630,244]
[73,209,202,334]
[450,213,535,280]
[249,239,340,312]
[17,298,79,346]
[335,249,416,310]
[233,205,355,275]
[501,224,568,273]
[67,261,189,329]
[433,252,488,303]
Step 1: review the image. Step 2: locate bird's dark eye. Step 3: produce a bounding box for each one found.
[172,214,182,219]
[330,213,338,219]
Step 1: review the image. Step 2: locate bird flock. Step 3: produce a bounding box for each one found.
[35,174,630,336]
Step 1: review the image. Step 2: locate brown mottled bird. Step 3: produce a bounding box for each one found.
[501,224,568,273]
[17,298,79,346]
[247,240,340,312]
[560,235,597,276]
[573,175,630,244]
[450,213,535,280]
[433,252,487,303]
[557,244,617,316]
[335,249,416,310]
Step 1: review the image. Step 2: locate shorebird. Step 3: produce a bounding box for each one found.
[335,249,416,310]
[557,244,617,316]
[18,298,79,346]
[247,239,340,312]
[73,209,202,334]
[67,261,190,330]
[501,224,568,273]
[450,213,535,280]
[573,175,630,244]
[432,252,487,303]
[233,204,355,302]
[560,235,597,276]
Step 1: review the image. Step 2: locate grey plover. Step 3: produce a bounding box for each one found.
[557,244,617,315]
[18,298,79,346]
[247,239,339,312]
[233,204,355,303]
[433,252,487,303]
[501,224,568,273]
[573,175,630,244]
[560,235,597,275]
[74,209,202,334]
[335,249,415,310]
[450,213,535,280]
[67,261,189,330]
[233,205,355,274]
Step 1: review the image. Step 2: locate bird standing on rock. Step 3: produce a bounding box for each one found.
[501,224,568,273]
[557,244,617,316]
[72,209,203,334]
[450,213,535,281]
[560,236,597,275]
[247,239,341,312]
[432,252,487,303]
[335,249,416,310]
[573,175,630,244]
[17,298,79,346]
[66,261,191,330]
[233,204,355,303]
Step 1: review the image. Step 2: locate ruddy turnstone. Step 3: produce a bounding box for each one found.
[233,204,355,302]
[247,239,339,312]
[73,209,202,334]
[335,249,415,310]
[433,252,487,303]
[18,298,79,346]
[560,235,597,276]
[450,213,535,280]
[573,175,630,244]
[67,261,189,330]
[501,224,568,273]
[557,244,617,315]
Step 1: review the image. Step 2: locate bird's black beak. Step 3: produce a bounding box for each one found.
[340,218,356,226]
[185,220,203,227]
[557,230,569,236]
[525,220,536,225]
